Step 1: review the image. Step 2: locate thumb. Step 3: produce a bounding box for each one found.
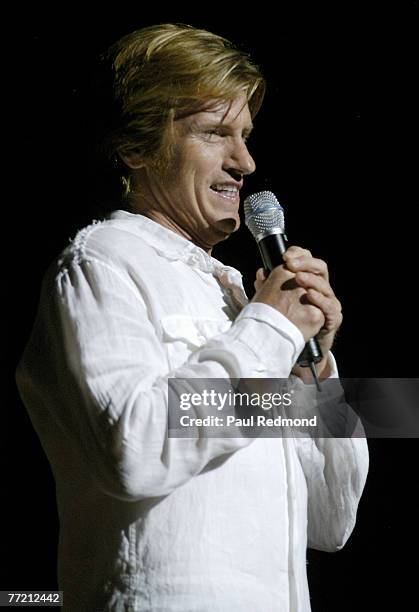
[254,267,268,290]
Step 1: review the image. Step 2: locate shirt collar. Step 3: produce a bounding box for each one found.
[108,210,242,280]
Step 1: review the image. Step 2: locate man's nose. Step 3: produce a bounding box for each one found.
[225,139,256,176]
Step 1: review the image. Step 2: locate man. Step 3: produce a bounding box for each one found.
[16,24,368,611]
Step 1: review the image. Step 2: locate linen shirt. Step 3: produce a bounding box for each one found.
[16,211,369,612]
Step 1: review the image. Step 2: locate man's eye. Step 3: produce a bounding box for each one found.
[204,129,223,138]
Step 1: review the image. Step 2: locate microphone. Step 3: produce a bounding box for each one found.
[244,190,323,390]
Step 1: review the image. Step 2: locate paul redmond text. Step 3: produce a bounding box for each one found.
[178,415,318,428]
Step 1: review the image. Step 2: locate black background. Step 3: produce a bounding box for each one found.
[4,2,418,610]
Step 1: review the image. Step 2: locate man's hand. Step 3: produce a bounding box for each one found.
[252,245,342,378]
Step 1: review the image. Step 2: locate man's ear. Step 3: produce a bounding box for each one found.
[117,148,145,170]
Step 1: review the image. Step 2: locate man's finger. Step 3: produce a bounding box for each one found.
[294,271,334,297]
[305,289,343,323]
[283,246,312,260]
[256,267,268,281]
[285,256,329,280]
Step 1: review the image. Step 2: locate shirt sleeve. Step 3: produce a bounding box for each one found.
[287,360,369,551]
[16,257,306,502]
[296,435,369,551]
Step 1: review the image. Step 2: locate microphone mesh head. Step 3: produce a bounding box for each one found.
[244,190,285,239]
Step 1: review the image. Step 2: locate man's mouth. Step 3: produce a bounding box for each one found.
[210,184,240,200]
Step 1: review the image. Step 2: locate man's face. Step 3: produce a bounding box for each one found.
[138,95,256,251]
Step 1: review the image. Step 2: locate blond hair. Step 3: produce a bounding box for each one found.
[99,23,265,191]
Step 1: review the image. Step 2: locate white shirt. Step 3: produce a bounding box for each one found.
[16,211,369,612]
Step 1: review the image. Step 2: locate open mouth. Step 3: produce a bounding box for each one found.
[210,185,240,201]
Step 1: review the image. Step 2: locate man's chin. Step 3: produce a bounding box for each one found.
[199,217,240,251]
[214,216,240,237]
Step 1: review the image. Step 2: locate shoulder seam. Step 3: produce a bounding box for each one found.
[71,220,105,265]
[56,256,146,307]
